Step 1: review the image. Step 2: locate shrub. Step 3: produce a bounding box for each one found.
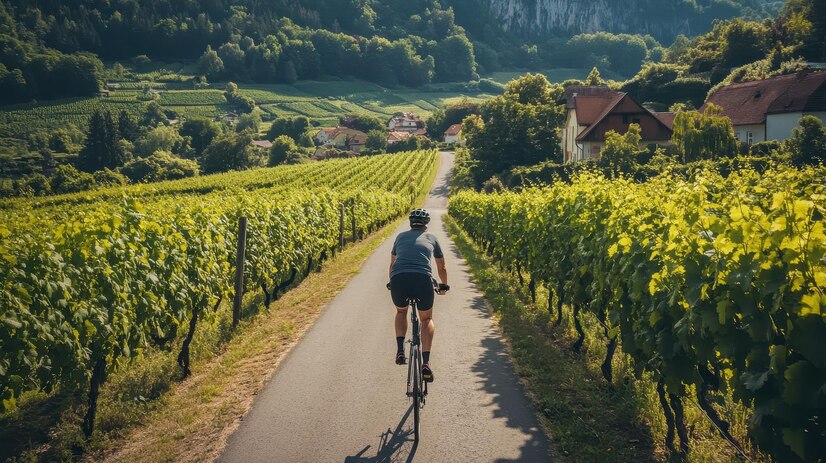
[93,168,129,187]
[121,151,199,182]
[50,164,97,194]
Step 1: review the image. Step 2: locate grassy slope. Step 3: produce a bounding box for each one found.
[0,154,440,463]
[444,215,773,463]
[0,78,494,139]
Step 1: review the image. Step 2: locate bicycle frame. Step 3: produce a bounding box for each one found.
[405,298,427,442]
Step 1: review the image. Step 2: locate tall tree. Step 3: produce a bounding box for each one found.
[670,104,737,163]
[788,115,826,166]
[117,110,140,142]
[78,109,126,172]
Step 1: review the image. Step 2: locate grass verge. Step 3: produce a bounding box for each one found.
[445,215,773,463]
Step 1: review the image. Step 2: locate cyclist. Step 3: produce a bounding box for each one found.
[388,208,448,382]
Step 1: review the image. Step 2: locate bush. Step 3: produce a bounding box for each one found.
[268,135,304,166]
[17,173,52,196]
[50,164,97,194]
[200,131,258,173]
[121,151,199,182]
[93,168,129,187]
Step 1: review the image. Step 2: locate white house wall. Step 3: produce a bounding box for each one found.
[733,124,766,144]
[563,110,584,163]
[766,112,826,141]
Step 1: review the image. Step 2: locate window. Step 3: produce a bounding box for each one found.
[622,114,629,124]
[747,131,754,145]
[632,118,641,125]
[590,144,601,157]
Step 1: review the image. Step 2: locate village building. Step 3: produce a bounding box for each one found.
[387,112,425,132]
[250,139,273,152]
[314,127,338,145]
[702,70,826,145]
[387,131,412,145]
[314,127,368,153]
[560,86,674,162]
[443,124,463,144]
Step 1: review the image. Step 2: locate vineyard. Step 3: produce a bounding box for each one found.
[0,79,494,138]
[448,165,825,462]
[0,150,438,437]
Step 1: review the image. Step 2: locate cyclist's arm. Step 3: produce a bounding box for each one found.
[389,255,396,280]
[435,257,447,286]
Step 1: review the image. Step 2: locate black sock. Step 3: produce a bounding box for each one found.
[423,351,430,364]
[396,337,405,353]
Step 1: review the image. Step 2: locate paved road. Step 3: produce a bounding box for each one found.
[218,152,552,463]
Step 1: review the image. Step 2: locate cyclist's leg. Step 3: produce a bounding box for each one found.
[419,308,435,353]
[390,276,411,363]
[395,305,408,339]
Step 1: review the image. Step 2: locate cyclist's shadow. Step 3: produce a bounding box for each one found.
[344,404,418,463]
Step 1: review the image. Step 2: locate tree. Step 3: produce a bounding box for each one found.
[671,104,737,163]
[721,19,769,68]
[585,67,605,85]
[366,130,387,151]
[268,135,303,166]
[267,117,310,141]
[201,131,257,173]
[426,99,481,138]
[197,45,224,77]
[787,115,826,166]
[118,110,140,142]
[50,164,97,193]
[461,73,564,186]
[121,151,200,182]
[180,118,221,157]
[235,109,262,133]
[218,42,246,78]
[433,35,477,82]
[134,125,187,158]
[340,114,384,133]
[223,82,255,113]
[597,124,644,173]
[142,101,168,126]
[78,109,127,172]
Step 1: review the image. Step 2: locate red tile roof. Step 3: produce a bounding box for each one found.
[653,112,676,129]
[576,93,673,142]
[251,140,273,149]
[387,131,411,142]
[444,124,463,136]
[703,71,826,125]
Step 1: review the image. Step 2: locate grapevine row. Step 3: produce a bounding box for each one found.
[0,150,437,436]
[448,165,825,462]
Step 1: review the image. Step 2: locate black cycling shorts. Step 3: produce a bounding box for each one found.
[390,272,434,310]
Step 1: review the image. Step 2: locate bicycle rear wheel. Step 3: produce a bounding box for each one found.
[412,347,421,442]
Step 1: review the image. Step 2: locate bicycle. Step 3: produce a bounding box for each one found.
[387,278,449,442]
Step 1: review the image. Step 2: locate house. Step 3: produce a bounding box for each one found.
[316,127,368,153]
[560,86,674,162]
[251,139,273,151]
[343,130,367,153]
[444,124,463,144]
[214,112,240,125]
[702,70,826,144]
[387,131,411,145]
[314,127,338,144]
[388,112,425,132]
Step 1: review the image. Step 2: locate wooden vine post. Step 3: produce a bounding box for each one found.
[232,216,247,328]
[339,203,345,249]
[350,200,356,243]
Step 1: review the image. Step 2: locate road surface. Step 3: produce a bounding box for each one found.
[218,152,552,462]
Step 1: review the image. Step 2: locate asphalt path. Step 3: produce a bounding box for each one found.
[218,152,552,462]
